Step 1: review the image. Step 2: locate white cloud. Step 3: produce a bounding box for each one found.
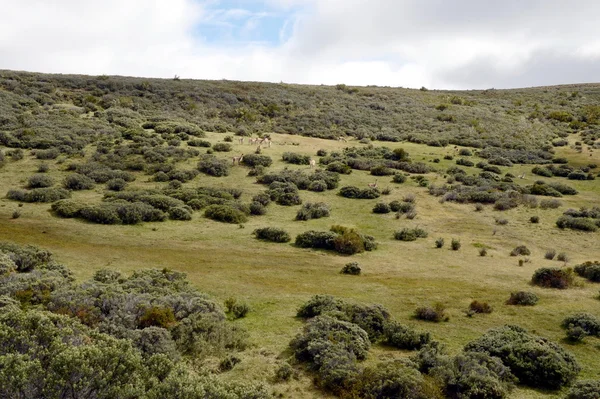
[0,0,599,88]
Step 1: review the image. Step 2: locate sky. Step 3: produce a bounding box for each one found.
[1,0,599,89]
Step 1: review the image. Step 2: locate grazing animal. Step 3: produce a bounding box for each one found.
[338,136,348,142]
[309,159,316,168]
[238,137,244,145]
[249,137,257,145]
[255,145,261,154]
[368,179,378,188]
[232,154,244,165]
[518,173,526,179]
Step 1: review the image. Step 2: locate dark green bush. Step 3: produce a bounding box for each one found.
[566,380,600,399]
[354,361,435,399]
[241,154,272,167]
[435,238,444,248]
[574,261,600,282]
[562,313,600,337]
[308,180,327,192]
[268,181,302,206]
[341,262,361,275]
[282,152,310,165]
[339,186,380,199]
[249,201,266,215]
[204,205,248,224]
[51,199,83,218]
[187,139,211,147]
[295,231,337,250]
[370,165,394,176]
[382,321,431,350]
[451,239,461,251]
[253,227,291,243]
[27,174,54,188]
[456,158,475,167]
[106,178,127,191]
[7,187,71,203]
[79,205,121,224]
[212,142,232,152]
[510,245,531,256]
[296,202,331,221]
[556,216,598,232]
[326,161,352,174]
[394,228,427,241]
[333,230,366,255]
[469,300,493,314]
[530,183,562,197]
[506,291,538,306]
[464,324,580,389]
[372,202,391,214]
[168,206,192,221]
[198,155,230,177]
[63,173,95,190]
[530,215,540,223]
[531,267,574,289]
[392,174,407,183]
[296,295,345,318]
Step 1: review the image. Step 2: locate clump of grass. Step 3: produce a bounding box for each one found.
[451,239,461,251]
[468,300,493,315]
[506,291,539,306]
[557,252,569,263]
[530,215,540,223]
[435,238,444,248]
[340,262,361,275]
[414,303,449,322]
[479,247,487,256]
[545,249,556,260]
[510,245,531,256]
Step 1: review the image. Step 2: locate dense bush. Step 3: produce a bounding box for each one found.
[339,186,380,199]
[510,245,531,256]
[562,313,600,338]
[295,231,337,250]
[198,155,230,177]
[212,142,232,152]
[296,295,345,318]
[7,187,71,203]
[451,239,461,250]
[566,380,600,399]
[106,178,127,191]
[268,181,302,206]
[556,215,598,232]
[241,154,272,167]
[394,228,428,241]
[187,139,211,147]
[464,325,580,389]
[414,303,449,322]
[296,202,331,221]
[574,261,600,282]
[341,262,361,275]
[63,173,95,190]
[252,227,291,243]
[506,291,539,306]
[382,321,431,350]
[370,165,394,176]
[326,161,352,174]
[372,202,391,214]
[282,152,311,165]
[469,300,493,314]
[354,361,435,399]
[392,173,407,183]
[27,174,54,188]
[456,158,475,167]
[531,267,574,289]
[204,205,248,224]
[539,198,561,209]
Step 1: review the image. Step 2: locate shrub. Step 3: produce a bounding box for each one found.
[268,182,302,206]
[296,202,331,221]
[544,249,556,260]
[219,354,241,372]
[79,206,121,224]
[168,206,192,221]
[339,186,380,199]
[295,231,337,250]
[63,173,95,190]
[274,362,295,382]
[394,228,427,241]
[296,295,345,318]
[35,148,60,160]
[566,380,600,399]
[187,139,211,147]
[557,252,569,262]
[451,239,461,251]
[27,174,54,188]
[138,306,177,329]
[51,199,83,218]
[531,267,574,289]
[198,155,230,177]
[341,262,361,275]
[464,324,580,389]
[249,201,266,215]
[252,227,291,243]
[333,230,366,255]
[11,210,21,219]
[241,154,272,167]
[370,165,394,176]
[530,215,540,223]
[540,199,561,209]
[469,300,493,314]
[308,180,327,192]
[316,149,328,157]
[456,158,475,167]
[231,302,249,319]
[382,321,431,350]
[392,174,406,183]
[510,245,531,256]
[556,216,598,232]
[574,261,600,282]
[479,247,487,256]
[372,202,391,214]
[7,187,71,203]
[204,205,248,224]
[282,152,310,165]
[106,178,127,191]
[435,238,444,248]
[506,291,538,306]
[414,303,449,322]
[562,313,600,337]
[212,142,232,152]
[326,161,352,174]
[354,361,433,399]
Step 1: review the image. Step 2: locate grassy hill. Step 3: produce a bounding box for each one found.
[1,70,599,398]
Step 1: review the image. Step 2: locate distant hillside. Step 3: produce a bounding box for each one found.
[1,69,599,164]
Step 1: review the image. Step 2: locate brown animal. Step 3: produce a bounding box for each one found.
[232,154,244,165]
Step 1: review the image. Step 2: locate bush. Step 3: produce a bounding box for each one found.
[252,227,291,243]
[106,178,127,191]
[7,187,71,203]
[382,321,431,350]
[531,267,574,289]
[370,165,394,176]
[63,173,95,190]
[354,361,434,399]
[249,201,266,215]
[372,202,391,214]
[204,205,248,224]
[296,202,331,221]
[544,249,556,260]
[392,174,407,183]
[479,247,488,256]
[557,252,569,262]
[296,295,345,318]
[339,186,380,199]
[79,205,121,224]
[530,215,540,223]
[168,206,192,221]
[295,231,337,250]
[456,158,475,167]
[308,180,328,192]
[451,239,461,251]
[51,199,83,218]
[27,174,54,188]
[333,230,366,255]
[326,161,352,174]
[35,148,60,160]
[198,155,230,177]
[469,300,493,314]
[274,362,295,382]
[574,261,600,282]
[212,142,232,152]
[341,262,361,275]
[415,303,449,322]
[242,154,272,167]
[566,380,600,399]
[282,152,310,165]
[464,325,580,389]
[231,302,249,319]
[556,216,598,232]
[506,291,538,306]
[435,238,444,248]
[187,139,211,147]
[219,354,241,372]
[394,228,427,241]
[562,313,600,338]
[510,245,531,256]
[540,199,561,209]
[268,182,302,206]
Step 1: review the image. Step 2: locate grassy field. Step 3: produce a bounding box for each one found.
[1,129,599,398]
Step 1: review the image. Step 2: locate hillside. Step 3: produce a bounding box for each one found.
[1,69,599,399]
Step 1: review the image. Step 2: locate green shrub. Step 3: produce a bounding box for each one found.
[382,321,431,350]
[394,228,427,241]
[231,302,249,319]
[540,198,561,209]
[530,215,540,223]
[198,155,230,177]
[435,238,444,248]
[249,201,266,215]
[296,295,345,318]
[414,303,449,322]
[187,139,211,147]
[451,239,461,251]
[341,262,361,275]
[204,205,248,224]
[464,324,580,389]
[339,186,380,199]
[506,291,538,306]
[252,227,291,243]
[326,161,352,174]
[106,178,127,191]
[531,267,574,289]
[79,205,121,224]
[168,206,192,221]
[562,313,600,337]
[27,174,54,188]
[556,216,598,232]
[219,354,241,372]
[212,142,232,152]
[372,202,391,214]
[296,202,331,221]
[274,362,295,382]
[51,199,83,218]
[392,174,407,183]
[7,187,71,203]
[469,300,493,314]
[295,231,337,250]
[63,173,95,190]
[456,158,474,167]
[242,154,272,167]
[354,361,435,399]
[566,380,600,399]
[268,182,302,206]
[282,152,310,165]
[510,245,531,256]
[370,165,394,176]
[574,261,600,282]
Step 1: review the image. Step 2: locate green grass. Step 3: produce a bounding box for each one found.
[1,130,599,398]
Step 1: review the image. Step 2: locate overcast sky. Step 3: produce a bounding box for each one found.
[1,0,599,89]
